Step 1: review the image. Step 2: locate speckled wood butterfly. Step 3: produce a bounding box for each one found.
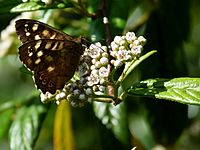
[15,19,85,94]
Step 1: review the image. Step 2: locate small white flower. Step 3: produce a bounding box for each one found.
[110,59,115,65]
[114,60,122,67]
[79,94,86,100]
[98,85,106,92]
[87,75,100,85]
[125,32,136,42]
[119,39,127,46]
[87,97,92,102]
[117,50,130,60]
[90,65,96,70]
[92,85,99,91]
[40,93,46,103]
[95,61,102,68]
[56,100,60,105]
[55,93,61,101]
[91,69,99,77]
[73,89,81,95]
[133,40,140,46]
[100,78,106,85]
[119,45,126,50]
[131,45,142,55]
[111,42,119,51]
[88,44,102,59]
[126,55,133,61]
[100,57,109,66]
[99,67,109,77]
[91,59,97,65]
[59,92,66,99]
[138,36,146,45]
[94,42,102,47]
[113,36,122,44]
[110,51,117,57]
[101,46,108,51]
[85,88,93,95]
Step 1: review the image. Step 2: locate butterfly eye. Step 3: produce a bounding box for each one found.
[39,73,45,80]
[42,79,48,85]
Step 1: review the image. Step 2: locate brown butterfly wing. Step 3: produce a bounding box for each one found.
[16,19,85,94]
[19,39,83,94]
[15,19,74,44]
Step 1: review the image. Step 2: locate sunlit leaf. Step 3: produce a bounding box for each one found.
[9,105,47,150]
[10,1,71,13]
[128,78,200,105]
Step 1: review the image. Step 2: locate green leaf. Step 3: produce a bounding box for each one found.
[124,0,154,33]
[128,78,200,105]
[0,0,20,14]
[0,109,14,139]
[9,105,47,150]
[10,0,71,13]
[93,102,129,145]
[129,112,155,149]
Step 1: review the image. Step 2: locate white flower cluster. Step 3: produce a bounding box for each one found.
[110,32,146,67]
[41,32,146,107]
[84,43,110,95]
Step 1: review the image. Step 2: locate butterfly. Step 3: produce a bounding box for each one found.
[15,19,85,94]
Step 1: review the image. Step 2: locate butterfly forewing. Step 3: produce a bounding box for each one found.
[15,19,74,44]
[16,19,85,94]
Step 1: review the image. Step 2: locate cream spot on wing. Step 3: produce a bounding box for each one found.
[35,40,42,50]
[32,24,39,31]
[50,33,56,39]
[26,32,31,36]
[37,51,43,57]
[52,42,59,50]
[25,24,28,27]
[35,35,40,40]
[42,30,49,36]
[35,58,41,64]
[47,66,55,72]
[45,42,52,49]
[29,52,33,57]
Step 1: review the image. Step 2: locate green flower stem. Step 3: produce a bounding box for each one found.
[117,50,157,84]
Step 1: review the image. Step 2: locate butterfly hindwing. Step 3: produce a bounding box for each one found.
[33,45,82,94]
[16,19,85,94]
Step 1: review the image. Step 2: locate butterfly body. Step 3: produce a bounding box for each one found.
[16,19,85,94]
